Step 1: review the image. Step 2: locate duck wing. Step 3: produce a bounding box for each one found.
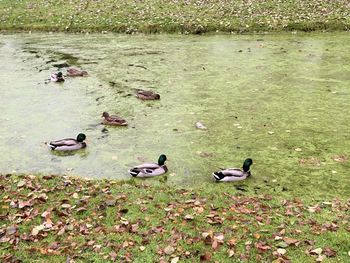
[49,138,77,149]
[129,163,168,177]
[137,90,153,96]
[213,168,246,181]
[108,115,127,124]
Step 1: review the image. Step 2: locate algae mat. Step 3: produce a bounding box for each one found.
[0,33,349,194]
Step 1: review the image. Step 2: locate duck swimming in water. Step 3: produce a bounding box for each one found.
[213,158,253,182]
[128,154,168,177]
[135,89,160,100]
[102,112,127,126]
[50,72,65,82]
[48,133,86,151]
[67,68,88,77]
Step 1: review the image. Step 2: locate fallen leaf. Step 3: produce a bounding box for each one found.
[310,248,323,255]
[6,226,17,235]
[139,246,146,251]
[227,238,237,247]
[255,241,271,252]
[316,255,326,262]
[283,237,299,246]
[200,252,212,261]
[164,246,175,255]
[17,180,26,187]
[212,240,219,249]
[18,200,32,209]
[323,247,336,257]
[105,199,116,206]
[276,241,288,248]
[171,257,179,263]
[277,248,286,255]
[184,214,194,220]
[228,249,235,257]
[32,225,45,236]
[109,251,117,261]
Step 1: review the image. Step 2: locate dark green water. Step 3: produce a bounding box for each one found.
[0,33,349,194]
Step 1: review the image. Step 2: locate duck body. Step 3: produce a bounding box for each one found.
[67,68,88,77]
[129,154,167,178]
[49,133,86,151]
[136,90,160,100]
[102,112,127,126]
[50,72,65,82]
[213,158,253,182]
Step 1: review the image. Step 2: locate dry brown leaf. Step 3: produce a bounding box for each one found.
[323,247,336,257]
[200,252,212,261]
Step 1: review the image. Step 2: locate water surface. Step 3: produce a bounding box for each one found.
[0,33,349,193]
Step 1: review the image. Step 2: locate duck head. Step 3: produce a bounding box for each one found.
[76,133,86,142]
[102,112,109,118]
[158,154,167,165]
[242,158,253,172]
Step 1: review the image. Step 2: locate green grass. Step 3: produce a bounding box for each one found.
[1,174,349,262]
[0,0,350,33]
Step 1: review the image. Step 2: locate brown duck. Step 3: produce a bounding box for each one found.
[136,89,160,100]
[102,112,127,126]
[67,68,88,77]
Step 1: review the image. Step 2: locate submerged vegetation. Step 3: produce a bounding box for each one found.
[0,0,350,33]
[0,174,349,262]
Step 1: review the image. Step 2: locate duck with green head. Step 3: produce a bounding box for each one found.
[128,154,167,177]
[213,158,253,182]
[50,72,65,82]
[48,133,86,151]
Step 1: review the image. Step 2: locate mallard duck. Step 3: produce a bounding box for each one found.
[102,112,127,126]
[67,68,88,77]
[48,133,86,151]
[50,72,65,82]
[213,158,253,182]
[136,89,160,100]
[128,154,167,177]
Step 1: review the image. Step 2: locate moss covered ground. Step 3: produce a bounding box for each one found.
[0,1,350,33]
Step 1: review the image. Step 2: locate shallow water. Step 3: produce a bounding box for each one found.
[0,33,349,193]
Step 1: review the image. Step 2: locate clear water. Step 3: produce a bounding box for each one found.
[0,33,349,193]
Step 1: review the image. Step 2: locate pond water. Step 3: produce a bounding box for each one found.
[0,33,349,193]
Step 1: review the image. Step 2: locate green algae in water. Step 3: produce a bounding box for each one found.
[0,33,349,197]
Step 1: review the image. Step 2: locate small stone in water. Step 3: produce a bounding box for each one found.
[195,122,207,130]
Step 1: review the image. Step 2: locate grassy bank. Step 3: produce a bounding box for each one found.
[0,174,349,262]
[0,0,350,33]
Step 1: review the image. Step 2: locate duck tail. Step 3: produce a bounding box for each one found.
[128,168,140,177]
[48,143,56,150]
[213,171,225,181]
